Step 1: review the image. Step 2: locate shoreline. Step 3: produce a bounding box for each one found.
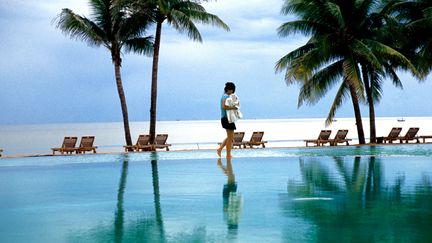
[1,116,432,158]
[2,142,431,159]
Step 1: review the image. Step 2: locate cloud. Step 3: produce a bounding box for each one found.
[1,0,431,124]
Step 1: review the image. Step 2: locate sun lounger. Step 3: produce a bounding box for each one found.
[124,134,151,152]
[232,132,246,148]
[328,129,352,146]
[304,130,332,147]
[382,127,402,143]
[419,135,432,143]
[217,132,246,148]
[76,136,97,154]
[397,128,420,143]
[245,131,267,148]
[52,136,78,155]
[153,134,171,151]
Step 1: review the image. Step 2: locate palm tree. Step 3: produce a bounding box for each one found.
[276,0,417,144]
[386,0,432,75]
[55,0,153,148]
[134,0,230,145]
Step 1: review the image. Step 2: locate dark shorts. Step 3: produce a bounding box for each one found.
[221,117,236,130]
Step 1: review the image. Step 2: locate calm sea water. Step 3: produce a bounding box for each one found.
[0,146,432,242]
[1,117,432,157]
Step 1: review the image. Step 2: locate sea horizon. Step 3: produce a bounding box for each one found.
[1,116,432,157]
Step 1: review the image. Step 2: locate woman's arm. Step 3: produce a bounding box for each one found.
[222,98,238,110]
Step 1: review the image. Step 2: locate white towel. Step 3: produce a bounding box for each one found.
[225,94,243,123]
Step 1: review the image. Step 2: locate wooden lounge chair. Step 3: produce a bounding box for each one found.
[245,131,267,148]
[328,129,352,146]
[233,132,246,148]
[52,136,78,155]
[398,127,420,143]
[382,127,402,143]
[153,134,171,151]
[217,132,246,148]
[76,136,97,154]
[304,130,332,147]
[124,134,151,152]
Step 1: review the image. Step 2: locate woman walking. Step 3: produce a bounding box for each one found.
[217,82,239,158]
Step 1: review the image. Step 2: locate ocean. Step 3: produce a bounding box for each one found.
[1,117,432,157]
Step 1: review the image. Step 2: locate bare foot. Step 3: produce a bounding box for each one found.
[217,149,222,157]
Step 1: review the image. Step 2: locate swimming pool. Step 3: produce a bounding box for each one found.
[1,145,432,242]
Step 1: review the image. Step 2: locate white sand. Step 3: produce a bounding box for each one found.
[1,117,431,157]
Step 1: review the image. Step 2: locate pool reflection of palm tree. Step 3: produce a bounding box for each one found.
[217,158,243,237]
[79,155,167,242]
[151,159,165,241]
[114,157,129,243]
[113,156,165,242]
[285,156,432,241]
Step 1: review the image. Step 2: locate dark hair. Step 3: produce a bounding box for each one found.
[224,82,236,93]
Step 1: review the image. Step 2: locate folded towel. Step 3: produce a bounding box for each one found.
[225,94,243,123]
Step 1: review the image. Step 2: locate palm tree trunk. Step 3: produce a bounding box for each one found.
[112,47,133,147]
[149,21,162,145]
[363,70,376,143]
[348,82,366,144]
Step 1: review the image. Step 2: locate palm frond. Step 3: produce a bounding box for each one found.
[326,81,350,126]
[123,36,154,56]
[367,39,418,76]
[342,58,365,102]
[351,39,382,70]
[382,64,403,89]
[277,20,331,37]
[275,42,316,73]
[298,60,344,107]
[89,0,112,35]
[55,8,106,47]
[168,9,202,41]
[185,10,230,31]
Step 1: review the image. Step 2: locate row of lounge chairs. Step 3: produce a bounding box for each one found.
[304,127,432,147]
[11,127,432,157]
[52,136,97,155]
[304,129,352,147]
[124,134,171,152]
[379,127,432,143]
[51,134,172,155]
[223,131,267,149]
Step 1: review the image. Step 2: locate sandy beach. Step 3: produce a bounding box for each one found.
[1,116,431,158]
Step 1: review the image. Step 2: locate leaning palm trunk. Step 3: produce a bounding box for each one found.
[361,66,376,143]
[112,48,133,147]
[348,82,366,144]
[149,21,163,146]
[364,77,377,144]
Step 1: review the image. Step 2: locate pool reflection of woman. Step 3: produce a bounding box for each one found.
[217,158,242,236]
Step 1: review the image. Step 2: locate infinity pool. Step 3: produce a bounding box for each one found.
[1,145,432,242]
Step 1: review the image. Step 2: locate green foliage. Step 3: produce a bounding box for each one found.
[55,0,154,60]
[276,0,425,125]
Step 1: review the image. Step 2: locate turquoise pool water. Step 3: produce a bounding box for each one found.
[1,145,432,242]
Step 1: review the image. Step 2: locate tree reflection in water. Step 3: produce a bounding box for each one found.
[70,153,211,242]
[284,154,432,241]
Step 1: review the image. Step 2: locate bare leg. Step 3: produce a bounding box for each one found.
[226,129,234,158]
[217,138,227,157]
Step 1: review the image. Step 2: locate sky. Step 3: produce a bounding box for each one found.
[1,0,431,125]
